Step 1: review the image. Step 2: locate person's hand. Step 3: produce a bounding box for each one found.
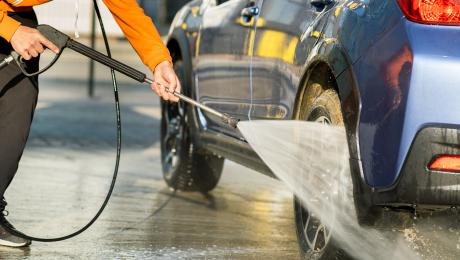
[10,25,59,60]
[151,61,181,102]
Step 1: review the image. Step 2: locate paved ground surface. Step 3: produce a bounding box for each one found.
[1,40,460,260]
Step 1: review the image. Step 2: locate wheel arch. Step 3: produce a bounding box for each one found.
[293,57,361,163]
[166,30,193,97]
[293,61,339,120]
[293,41,361,163]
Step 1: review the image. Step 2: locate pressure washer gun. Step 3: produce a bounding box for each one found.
[0,24,239,128]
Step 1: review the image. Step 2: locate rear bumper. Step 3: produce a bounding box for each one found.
[372,126,460,207]
[353,17,460,189]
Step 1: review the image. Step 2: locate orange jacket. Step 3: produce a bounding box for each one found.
[0,0,171,71]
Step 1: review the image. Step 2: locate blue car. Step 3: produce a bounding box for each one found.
[161,0,460,258]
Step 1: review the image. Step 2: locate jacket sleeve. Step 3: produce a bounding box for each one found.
[0,0,51,41]
[0,11,20,41]
[102,0,172,71]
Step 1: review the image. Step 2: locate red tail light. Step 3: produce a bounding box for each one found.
[397,0,460,25]
[428,155,460,173]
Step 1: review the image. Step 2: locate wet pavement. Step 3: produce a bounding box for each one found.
[1,40,298,259]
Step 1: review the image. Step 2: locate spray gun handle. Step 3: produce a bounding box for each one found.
[36,24,70,52]
[0,25,68,75]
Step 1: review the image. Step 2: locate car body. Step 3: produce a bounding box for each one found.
[164,0,460,223]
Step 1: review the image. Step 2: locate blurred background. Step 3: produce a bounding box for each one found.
[35,0,191,36]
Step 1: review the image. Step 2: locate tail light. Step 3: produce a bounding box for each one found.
[428,155,460,173]
[397,0,460,25]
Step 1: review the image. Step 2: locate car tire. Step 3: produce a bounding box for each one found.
[294,87,351,259]
[160,60,224,192]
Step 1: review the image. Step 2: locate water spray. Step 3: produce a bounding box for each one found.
[238,121,420,259]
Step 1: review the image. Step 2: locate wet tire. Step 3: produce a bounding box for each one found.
[160,60,224,192]
[294,87,350,259]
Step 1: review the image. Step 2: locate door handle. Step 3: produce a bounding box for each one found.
[241,6,260,21]
[310,0,334,9]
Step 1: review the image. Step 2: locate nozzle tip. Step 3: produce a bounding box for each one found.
[222,114,239,129]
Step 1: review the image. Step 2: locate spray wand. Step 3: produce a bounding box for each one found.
[151,81,239,128]
[0,24,239,129]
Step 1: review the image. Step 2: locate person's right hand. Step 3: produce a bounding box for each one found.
[10,25,59,60]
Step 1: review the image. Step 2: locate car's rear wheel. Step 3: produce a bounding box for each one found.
[160,60,224,192]
[294,86,350,259]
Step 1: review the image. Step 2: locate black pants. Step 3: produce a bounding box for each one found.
[0,12,39,200]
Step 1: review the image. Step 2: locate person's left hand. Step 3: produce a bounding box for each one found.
[151,61,181,102]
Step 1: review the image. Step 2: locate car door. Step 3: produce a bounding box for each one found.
[194,0,261,137]
[248,0,327,120]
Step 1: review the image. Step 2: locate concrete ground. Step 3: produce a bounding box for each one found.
[0,40,298,259]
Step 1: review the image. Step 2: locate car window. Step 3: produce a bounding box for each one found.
[216,0,230,4]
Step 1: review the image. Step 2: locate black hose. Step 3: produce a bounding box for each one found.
[1,0,122,242]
